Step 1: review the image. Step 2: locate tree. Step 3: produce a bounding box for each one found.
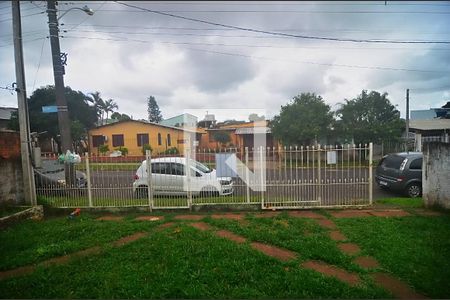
[85,91,107,125]
[249,113,265,122]
[147,96,162,123]
[111,112,131,121]
[104,99,118,121]
[271,93,334,145]
[8,85,97,151]
[213,131,231,147]
[335,90,405,143]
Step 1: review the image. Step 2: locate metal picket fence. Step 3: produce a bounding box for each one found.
[35,143,373,210]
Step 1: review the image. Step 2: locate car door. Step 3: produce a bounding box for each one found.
[406,158,422,182]
[168,163,186,195]
[151,162,169,195]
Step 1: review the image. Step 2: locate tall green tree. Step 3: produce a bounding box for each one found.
[104,98,118,121]
[9,85,97,149]
[147,96,162,123]
[271,93,334,145]
[335,90,405,143]
[85,91,106,124]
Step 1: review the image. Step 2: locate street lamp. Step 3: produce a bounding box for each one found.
[57,5,94,21]
[46,0,93,186]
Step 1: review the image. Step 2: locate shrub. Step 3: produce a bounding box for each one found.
[115,146,128,156]
[98,144,109,155]
[164,147,179,155]
[141,144,152,155]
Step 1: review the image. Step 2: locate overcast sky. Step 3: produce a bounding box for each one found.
[1,1,449,122]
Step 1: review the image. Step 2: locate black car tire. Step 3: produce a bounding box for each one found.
[405,183,422,198]
[135,186,148,198]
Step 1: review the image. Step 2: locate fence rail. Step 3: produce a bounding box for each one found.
[35,144,373,210]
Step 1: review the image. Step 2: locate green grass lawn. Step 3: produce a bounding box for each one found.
[0,210,449,298]
[375,197,424,208]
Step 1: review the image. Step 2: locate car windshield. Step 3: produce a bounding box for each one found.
[191,160,212,173]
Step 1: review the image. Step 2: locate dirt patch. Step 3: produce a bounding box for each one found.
[288,211,326,219]
[316,219,337,229]
[211,213,245,221]
[173,214,204,221]
[338,243,361,255]
[215,230,247,244]
[96,215,124,221]
[372,272,427,299]
[329,230,347,241]
[0,265,36,281]
[111,232,147,247]
[369,210,410,217]
[189,222,212,231]
[135,216,164,221]
[254,211,280,218]
[40,246,102,268]
[157,222,175,230]
[329,210,372,218]
[250,242,297,261]
[302,260,360,286]
[353,256,379,269]
[413,210,445,217]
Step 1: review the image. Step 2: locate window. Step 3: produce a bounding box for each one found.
[158,133,162,146]
[170,163,185,176]
[381,155,405,169]
[167,134,171,146]
[151,163,168,174]
[409,158,423,170]
[137,133,149,147]
[112,134,124,147]
[92,135,104,147]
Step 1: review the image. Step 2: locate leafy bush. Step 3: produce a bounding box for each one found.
[98,144,109,155]
[115,146,128,156]
[141,144,152,155]
[164,147,179,155]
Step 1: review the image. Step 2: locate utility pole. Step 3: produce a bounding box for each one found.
[405,89,410,152]
[12,1,37,206]
[47,0,76,185]
[47,0,72,153]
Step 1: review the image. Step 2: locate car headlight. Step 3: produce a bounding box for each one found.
[57,179,66,185]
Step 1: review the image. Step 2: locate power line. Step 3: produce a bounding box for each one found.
[62,28,450,44]
[61,35,447,73]
[113,1,450,44]
[80,8,450,14]
[0,11,46,23]
[31,38,46,93]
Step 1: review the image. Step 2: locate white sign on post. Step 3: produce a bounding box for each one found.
[327,151,337,164]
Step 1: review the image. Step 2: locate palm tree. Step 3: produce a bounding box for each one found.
[104,99,119,123]
[85,91,106,125]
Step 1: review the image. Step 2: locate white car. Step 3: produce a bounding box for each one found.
[132,157,233,197]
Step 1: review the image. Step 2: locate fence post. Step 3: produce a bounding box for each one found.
[245,147,250,203]
[317,144,322,203]
[186,147,192,210]
[85,152,93,207]
[369,142,373,206]
[146,150,153,212]
[259,146,265,209]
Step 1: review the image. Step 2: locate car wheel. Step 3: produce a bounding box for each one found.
[405,183,422,198]
[135,186,148,198]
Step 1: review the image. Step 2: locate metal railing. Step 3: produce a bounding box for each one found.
[35,143,373,210]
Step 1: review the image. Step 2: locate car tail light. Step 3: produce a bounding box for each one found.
[133,174,139,180]
[397,176,405,182]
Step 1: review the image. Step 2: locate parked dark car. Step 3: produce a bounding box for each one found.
[34,160,87,190]
[375,152,422,198]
